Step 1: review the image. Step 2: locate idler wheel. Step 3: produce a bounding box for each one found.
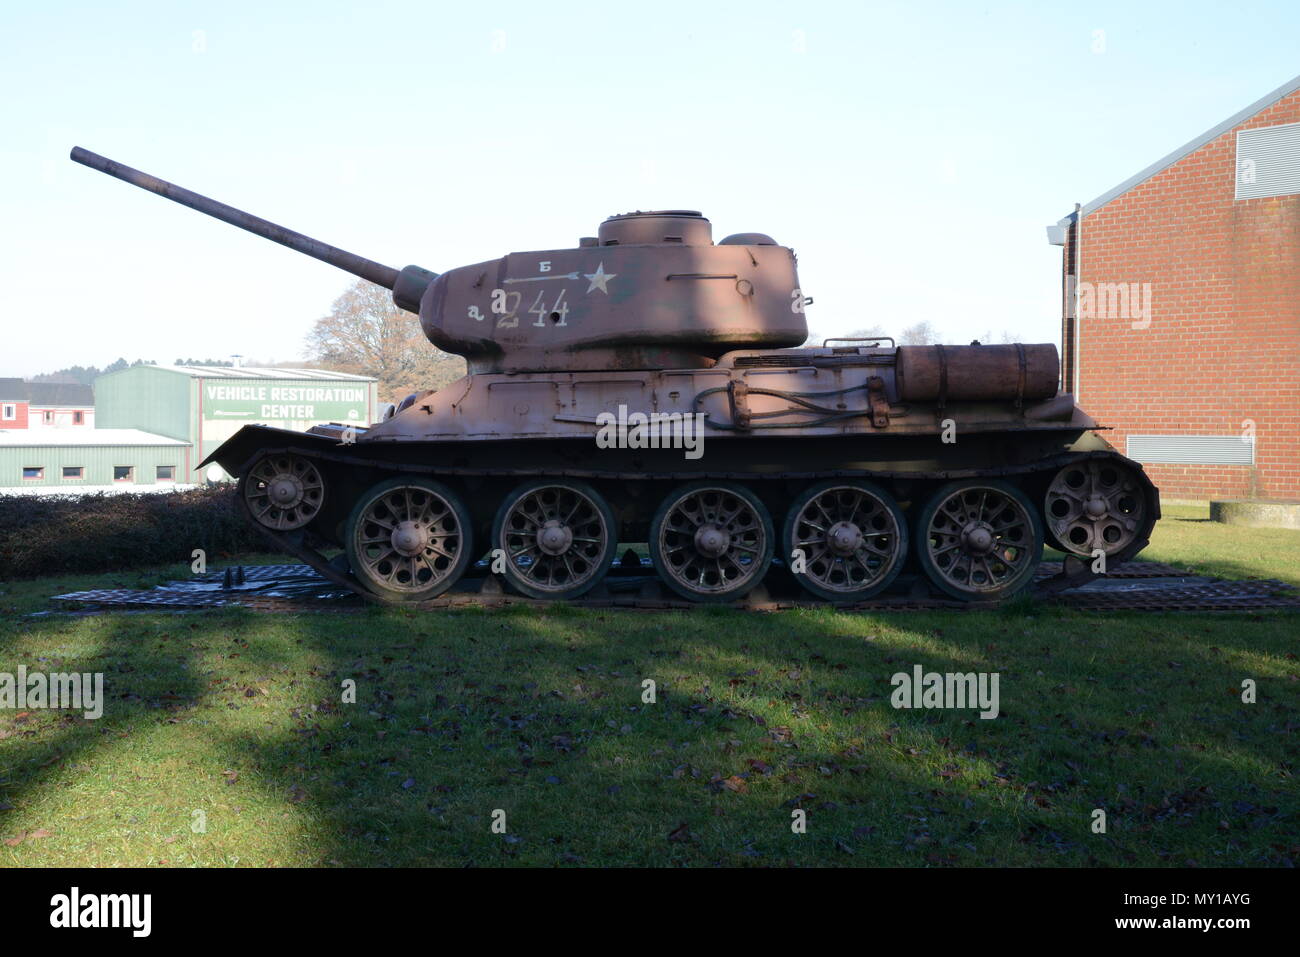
[492,480,616,600]
[1044,459,1149,558]
[346,478,473,602]
[650,481,774,603]
[242,454,324,530]
[783,479,908,602]
[916,480,1042,602]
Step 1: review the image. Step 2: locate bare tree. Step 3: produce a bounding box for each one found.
[974,329,1022,344]
[843,325,889,342]
[803,325,889,347]
[305,280,466,402]
[898,321,940,345]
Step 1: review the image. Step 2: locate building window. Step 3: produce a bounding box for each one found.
[62,466,84,480]
[1,404,14,420]
[74,411,83,424]
[43,410,54,424]
[156,465,175,482]
[113,466,134,482]
[22,467,44,480]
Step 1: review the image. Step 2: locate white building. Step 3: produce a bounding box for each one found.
[26,382,96,430]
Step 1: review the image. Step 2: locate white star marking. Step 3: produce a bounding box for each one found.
[583,262,616,294]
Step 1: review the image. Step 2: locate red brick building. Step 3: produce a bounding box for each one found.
[0,379,30,430]
[1049,74,1300,501]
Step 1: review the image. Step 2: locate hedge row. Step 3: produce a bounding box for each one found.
[0,486,272,579]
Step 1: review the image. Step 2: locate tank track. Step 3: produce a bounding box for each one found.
[233,446,1160,607]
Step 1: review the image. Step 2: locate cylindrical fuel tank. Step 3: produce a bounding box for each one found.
[895,343,1058,403]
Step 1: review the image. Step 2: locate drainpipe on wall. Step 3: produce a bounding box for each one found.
[1047,205,1082,399]
[1070,203,1082,403]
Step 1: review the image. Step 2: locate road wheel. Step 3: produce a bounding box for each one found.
[1044,459,1149,558]
[346,477,474,602]
[492,479,617,600]
[242,454,324,530]
[650,481,774,603]
[783,479,908,601]
[916,479,1042,601]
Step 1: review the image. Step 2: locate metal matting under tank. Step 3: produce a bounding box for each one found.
[48,559,1300,614]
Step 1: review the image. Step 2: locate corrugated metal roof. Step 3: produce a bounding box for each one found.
[0,428,187,447]
[26,382,94,407]
[0,378,27,401]
[1056,72,1300,225]
[141,365,375,381]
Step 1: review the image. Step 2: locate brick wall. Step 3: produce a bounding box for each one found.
[1073,91,1300,501]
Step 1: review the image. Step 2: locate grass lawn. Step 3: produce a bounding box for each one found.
[1138,503,1300,586]
[0,506,1296,867]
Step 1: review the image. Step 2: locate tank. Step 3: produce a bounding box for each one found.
[71,147,1160,604]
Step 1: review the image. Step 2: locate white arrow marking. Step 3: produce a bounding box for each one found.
[503,272,580,284]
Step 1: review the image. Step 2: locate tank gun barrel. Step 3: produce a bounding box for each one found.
[69,147,420,297]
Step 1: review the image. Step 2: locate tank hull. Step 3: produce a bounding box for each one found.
[206,399,1160,606]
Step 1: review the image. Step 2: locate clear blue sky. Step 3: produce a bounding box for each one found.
[2,0,1297,377]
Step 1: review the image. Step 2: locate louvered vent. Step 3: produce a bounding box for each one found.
[1127,434,1255,465]
[1235,122,1300,199]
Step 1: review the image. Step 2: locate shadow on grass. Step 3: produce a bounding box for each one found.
[2,598,1295,867]
[211,602,1297,867]
[0,615,207,850]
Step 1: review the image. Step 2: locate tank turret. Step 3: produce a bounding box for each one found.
[420,208,806,373]
[71,149,806,372]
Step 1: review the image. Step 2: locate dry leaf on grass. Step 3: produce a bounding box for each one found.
[667,822,694,843]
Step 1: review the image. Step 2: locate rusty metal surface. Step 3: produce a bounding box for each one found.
[420,234,806,374]
[896,343,1057,403]
[71,147,1166,611]
[70,149,806,373]
[70,148,1083,439]
[70,147,404,291]
[350,351,1096,445]
[232,442,1143,488]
